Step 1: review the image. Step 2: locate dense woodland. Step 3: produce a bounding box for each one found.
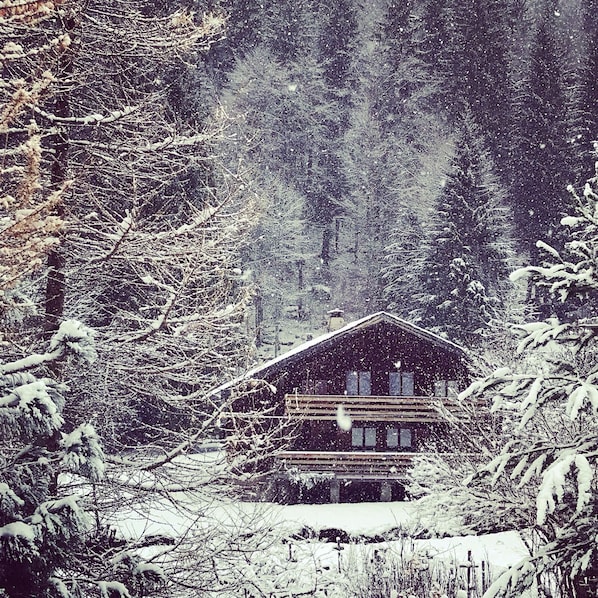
[0,0,597,596]
[189,0,598,356]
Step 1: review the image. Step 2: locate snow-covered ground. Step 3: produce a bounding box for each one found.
[115,494,532,596]
[273,501,528,569]
[265,501,534,597]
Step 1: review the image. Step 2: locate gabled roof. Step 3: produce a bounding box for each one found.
[213,312,465,395]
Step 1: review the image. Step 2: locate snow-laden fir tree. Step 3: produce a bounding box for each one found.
[414,115,513,344]
[1,321,111,596]
[422,158,598,597]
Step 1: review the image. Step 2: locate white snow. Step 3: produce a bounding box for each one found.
[0,521,35,540]
[536,455,575,524]
[336,404,352,431]
[113,494,529,587]
[0,483,24,507]
[133,562,164,578]
[574,454,593,513]
[98,581,131,598]
[566,382,598,419]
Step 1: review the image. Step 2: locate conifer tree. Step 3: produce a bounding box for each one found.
[507,6,574,263]
[438,0,520,163]
[567,0,598,179]
[317,0,357,96]
[0,322,113,597]
[454,159,598,598]
[341,0,449,317]
[416,116,513,343]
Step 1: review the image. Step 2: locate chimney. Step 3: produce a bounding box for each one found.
[327,309,345,332]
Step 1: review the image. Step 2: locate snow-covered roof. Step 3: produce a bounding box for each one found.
[212,312,465,395]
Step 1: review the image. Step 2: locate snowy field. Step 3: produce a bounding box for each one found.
[274,501,527,568]
[115,493,533,596]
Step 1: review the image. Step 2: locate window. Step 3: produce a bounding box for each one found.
[400,428,412,448]
[389,371,415,396]
[302,379,328,394]
[352,426,377,448]
[386,427,413,449]
[434,380,459,397]
[346,371,371,396]
[364,427,376,447]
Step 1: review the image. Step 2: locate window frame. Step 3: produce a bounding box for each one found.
[389,371,415,396]
[351,426,377,449]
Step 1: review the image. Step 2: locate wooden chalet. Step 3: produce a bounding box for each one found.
[219,311,479,503]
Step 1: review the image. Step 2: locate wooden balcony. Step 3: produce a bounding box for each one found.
[277,450,416,480]
[284,393,483,423]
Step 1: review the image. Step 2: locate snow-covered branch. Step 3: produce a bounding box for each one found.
[0,320,95,375]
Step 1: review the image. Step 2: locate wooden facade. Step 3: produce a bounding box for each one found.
[219,312,478,503]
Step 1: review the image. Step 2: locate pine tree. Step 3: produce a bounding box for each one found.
[438,0,520,163]
[416,116,513,343]
[317,0,357,95]
[220,45,345,339]
[381,0,445,126]
[456,160,598,597]
[566,0,598,179]
[262,0,317,63]
[341,0,449,317]
[507,6,574,263]
[0,322,112,597]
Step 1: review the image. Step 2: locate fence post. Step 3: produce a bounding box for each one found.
[458,550,479,598]
[481,560,487,594]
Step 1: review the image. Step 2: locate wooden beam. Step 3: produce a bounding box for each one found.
[277,450,417,479]
[284,394,486,423]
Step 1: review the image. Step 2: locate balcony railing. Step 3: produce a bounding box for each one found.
[277,450,416,479]
[284,393,483,423]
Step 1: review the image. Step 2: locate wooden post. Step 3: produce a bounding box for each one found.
[481,560,487,593]
[380,480,392,502]
[334,536,344,573]
[459,550,478,598]
[467,550,472,598]
[330,479,340,503]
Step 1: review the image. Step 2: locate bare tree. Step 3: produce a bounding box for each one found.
[1,2,298,596]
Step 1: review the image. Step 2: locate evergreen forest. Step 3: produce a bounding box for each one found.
[211,0,597,354]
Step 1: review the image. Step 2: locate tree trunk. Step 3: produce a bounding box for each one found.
[44,13,77,334]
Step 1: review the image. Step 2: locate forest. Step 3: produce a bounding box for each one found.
[0,0,597,596]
